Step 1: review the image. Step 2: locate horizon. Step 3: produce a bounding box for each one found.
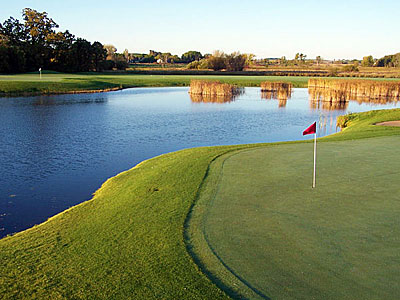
[1,0,399,60]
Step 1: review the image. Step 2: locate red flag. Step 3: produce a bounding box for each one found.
[303,122,316,135]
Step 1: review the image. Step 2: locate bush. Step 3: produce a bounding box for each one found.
[98,60,115,71]
[187,61,200,69]
[328,67,339,76]
[115,58,128,70]
[342,65,359,72]
[225,52,247,71]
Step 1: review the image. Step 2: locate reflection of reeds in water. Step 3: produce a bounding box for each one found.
[308,78,400,103]
[309,98,348,111]
[189,93,237,103]
[260,82,292,107]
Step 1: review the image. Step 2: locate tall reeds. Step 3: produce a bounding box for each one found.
[308,78,400,104]
[189,80,242,97]
[260,81,293,106]
[189,80,243,103]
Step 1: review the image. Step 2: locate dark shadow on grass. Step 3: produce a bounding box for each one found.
[184,150,271,300]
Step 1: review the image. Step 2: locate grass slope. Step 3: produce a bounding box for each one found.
[188,109,400,299]
[0,73,309,96]
[0,108,399,299]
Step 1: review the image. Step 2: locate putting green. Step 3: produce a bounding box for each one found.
[191,136,400,299]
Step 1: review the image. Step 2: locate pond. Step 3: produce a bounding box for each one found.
[0,87,398,237]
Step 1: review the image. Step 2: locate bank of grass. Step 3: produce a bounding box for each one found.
[0,108,399,299]
[0,73,309,96]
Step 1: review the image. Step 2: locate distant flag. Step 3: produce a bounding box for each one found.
[303,122,317,188]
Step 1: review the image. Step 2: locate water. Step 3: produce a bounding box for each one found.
[0,87,398,237]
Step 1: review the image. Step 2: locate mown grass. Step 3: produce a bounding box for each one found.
[187,109,400,299]
[0,108,399,299]
[0,73,309,96]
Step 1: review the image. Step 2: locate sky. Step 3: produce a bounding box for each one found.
[1,0,399,60]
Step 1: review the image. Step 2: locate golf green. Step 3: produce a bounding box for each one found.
[193,136,400,299]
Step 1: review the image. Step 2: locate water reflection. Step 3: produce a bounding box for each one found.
[33,95,108,106]
[189,89,244,103]
[261,91,291,107]
[260,82,292,108]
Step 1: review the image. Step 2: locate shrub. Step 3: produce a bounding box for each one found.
[98,60,115,71]
[342,65,359,72]
[225,52,247,71]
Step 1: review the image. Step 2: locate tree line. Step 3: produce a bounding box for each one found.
[0,8,107,73]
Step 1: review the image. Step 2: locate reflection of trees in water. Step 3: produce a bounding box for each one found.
[33,96,108,106]
[190,93,239,103]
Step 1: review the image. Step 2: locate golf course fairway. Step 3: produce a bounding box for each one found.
[1,108,400,299]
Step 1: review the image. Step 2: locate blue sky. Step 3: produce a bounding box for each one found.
[1,0,399,60]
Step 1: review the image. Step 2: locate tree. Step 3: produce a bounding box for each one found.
[0,8,107,73]
[361,55,374,67]
[316,56,322,65]
[244,53,255,67]
[181,51,202,63]
[207,50,226,71]
[123,49,129,62]
[92,41,107,71]
[104,44,117,60]
[225,52,247,71]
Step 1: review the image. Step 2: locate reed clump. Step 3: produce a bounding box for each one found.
[261,81,293,106]
[189,80,242,97]
[308,78,400,103]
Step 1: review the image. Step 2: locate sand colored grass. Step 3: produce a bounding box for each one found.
[189,80,243,97]
[308,78,400,103]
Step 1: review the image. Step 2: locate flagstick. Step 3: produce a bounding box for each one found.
[313,132,317,188]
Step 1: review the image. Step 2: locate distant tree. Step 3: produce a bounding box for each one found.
[170,55,180,63]
[91,41,107,71]
[114,56,128,70]
[375,53,400,67]
[0,8,107,73]
[181,51,202,63]
[104,44,117,60]
[280,56,287,66]
[316,56,322,65]
[361,55,374,67]
[225,52,247,71]
[140,54,156,63]
[207,50,226,71]
[244,53,256,67]
[123,49,129,62]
